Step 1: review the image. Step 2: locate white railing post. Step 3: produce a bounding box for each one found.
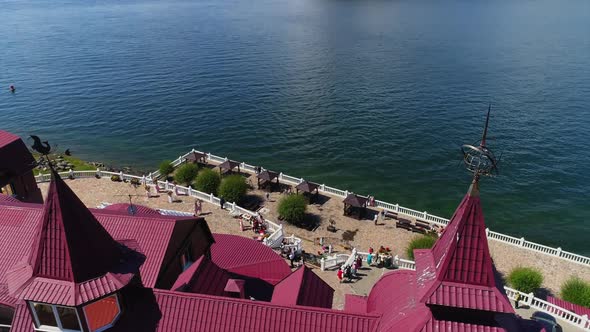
[207,153,211,161]
[119,171,123,181]
[423,211,428,220]
[394,255,400,266]
[188,186,193,196]
[526,292,534,306]
[395,204,399,213]
[519,237,525,247]
[69,169,74,178]
[344,190,349,197]
[579,315,588,328]
[279,172,283,180]
[321,184,325,191]
[556,247,562,257]
[209,193,214,203]
[165,180,169,190]
[321,258,326,271]
[96,168,102,177]
[224,157,228,161]
[486,228,490,237]
[141,175,146,186]
[232,202,236,210]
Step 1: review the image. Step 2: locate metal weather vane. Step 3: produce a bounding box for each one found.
[461,105,501,179]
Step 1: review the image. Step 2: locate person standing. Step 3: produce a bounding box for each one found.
[219,197,226,209]
[373,213,379,225]
[337,268,343,283]
[514,293,522,309]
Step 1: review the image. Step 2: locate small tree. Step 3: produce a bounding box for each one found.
[406,235,437,260]
[194,169,221,195]
[218,174,248,204]
[508,267,544,294]
[561,277,590,308]
[158,160,174,179]
[278,194,307,225]
[174,163,199,186]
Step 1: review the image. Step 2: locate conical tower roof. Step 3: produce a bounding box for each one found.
[29,170,124,282]
[7,170,144,306]
[417,178,513,313]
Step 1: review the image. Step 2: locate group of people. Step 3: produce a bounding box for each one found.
[337,255,364,283]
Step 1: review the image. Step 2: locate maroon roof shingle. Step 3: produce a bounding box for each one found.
[271,266,334,308]
[210,234,291,285]
[154,289,380,332]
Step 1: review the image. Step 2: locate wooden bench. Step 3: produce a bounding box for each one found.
[412,220,431,234]
[384,210,398,220]
[396,218,412,231]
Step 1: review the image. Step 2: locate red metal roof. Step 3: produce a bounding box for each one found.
[171,255,231,296]
[431,181,495,286]
[271,266,334,308]
[0,194,20,203]
[425,282,513,312]
[0,131,36,184]
[419,180,514,314]
[6,172,143,305]
[154,289,380,332]
[103,203,159,216]
[28,171,127,283]
[420,319,506,332]
[210,234,291,285]
[0,190,201,308]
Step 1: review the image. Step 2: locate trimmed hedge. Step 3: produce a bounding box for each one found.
[278,194,307,225]
[406,235,437,260]
[194,169,221,195]
[561,277,590,308]
[174,163,199,186]
[219,175,248,204]
[507,267,543,294]
[158,160,175,178]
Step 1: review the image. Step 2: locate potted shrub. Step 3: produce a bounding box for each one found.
[277,194,308,226]
[174,163,199,186]
[110,175,121,182]
[130,178,141,186]
[194,169,221,195]
[158,160,174,179]
[508,267,543,294]
[561,277,590,307]
[405,234,437,260]
[218,174,248,204]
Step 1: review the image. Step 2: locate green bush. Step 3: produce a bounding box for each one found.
[194,169,221,195]
[278,194,308,225]
[406,235,437,260]
[561,277,590,308]
[218,175,248,204]
[507,267,544,294]
[174,163,199,186]
[158,160,175,178]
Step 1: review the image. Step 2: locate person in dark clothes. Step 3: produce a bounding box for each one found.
[219,197,226,209]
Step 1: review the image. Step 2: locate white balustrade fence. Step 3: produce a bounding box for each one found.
[33,148,590,268]
[147,148,590,268]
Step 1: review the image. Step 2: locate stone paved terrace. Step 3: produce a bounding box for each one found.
[38,177,590,309]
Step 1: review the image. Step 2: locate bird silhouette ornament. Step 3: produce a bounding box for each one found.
[29,135,51,155]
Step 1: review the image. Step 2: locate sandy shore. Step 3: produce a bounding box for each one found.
[38,176,590,308]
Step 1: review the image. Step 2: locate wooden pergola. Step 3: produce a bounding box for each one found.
[257,170,279,192]
[185,151,207,164]
[295,180,320,203]
[343,193,368,220]
[218,160,241,175]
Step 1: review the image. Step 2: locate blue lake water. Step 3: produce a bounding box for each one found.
[1,0,589,254]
